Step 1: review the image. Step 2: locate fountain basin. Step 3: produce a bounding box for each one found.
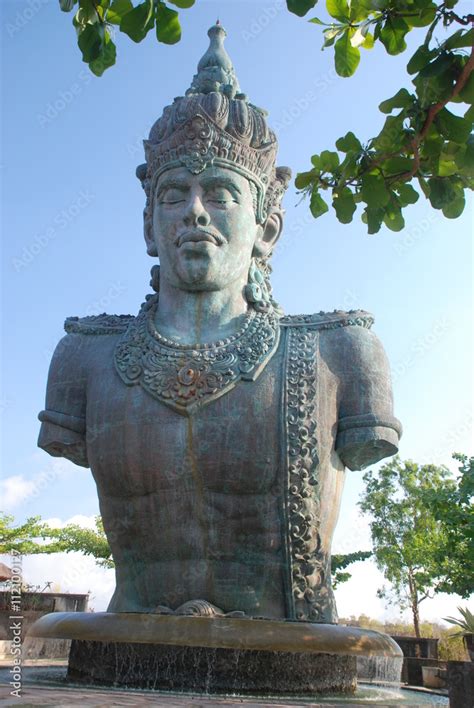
[29,612,403,695]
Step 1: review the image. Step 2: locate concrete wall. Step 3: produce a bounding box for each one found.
[0,591,88,659]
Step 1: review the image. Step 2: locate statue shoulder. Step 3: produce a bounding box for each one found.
[64,313,135,335]
[280,309,374,332]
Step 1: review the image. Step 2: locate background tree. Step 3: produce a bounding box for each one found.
[424,453,474,598]
[0,513,113,568]
[359,456,472,638]
[57,0,473,232]
[331,550,372,587]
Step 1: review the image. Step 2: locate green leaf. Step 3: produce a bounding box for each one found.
[362,32,375,49]
[168,0,194,6]
[59,0,77,10]
[295,170,316,189]
[459,73,474,105]
[442,193,465,218]
[334,29,361,77]
[419,52,454,79]
[456,136,474,177]
[336,131,362,152]
[379,16,409,56]
[77,22,104,62]
[78,0,100,22]
[383,156,413,174]
[396,183,419,205]
[361,174,390,207]
[107,0,133,24]
[435,108,472,144]
[287,0,318,17]
[404,5,436,28]
[350,21,371,48]
[332,188,356,223]
[320,150,340,171]
[311,154,321,169]
[348,0,369,21]
[407,45,435,74]
[120,0,154,42]
[89,31,116,75]
[413,62,455,108]
[155,2,181,43]
[383,197,405,231]
[322,26,344,48]
[309,17,325,25]
[443,28,474,50]
[427,177,457,209]
[310,190,329,218]
[326,0,349,22]
[379,88,413,114]
[374,114,406,151]
[363,206,385,234]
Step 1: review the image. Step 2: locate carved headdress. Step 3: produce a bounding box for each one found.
[136,22,291,224]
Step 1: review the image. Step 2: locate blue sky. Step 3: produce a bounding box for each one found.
[1,0,472,619]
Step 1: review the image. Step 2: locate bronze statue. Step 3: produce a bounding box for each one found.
[38,23,401,626]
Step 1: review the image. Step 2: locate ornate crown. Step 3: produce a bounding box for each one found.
[136,23,291,223]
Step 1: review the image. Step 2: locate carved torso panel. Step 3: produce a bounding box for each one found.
[38,306,401,622]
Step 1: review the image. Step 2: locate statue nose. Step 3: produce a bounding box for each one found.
[183,195,210,227]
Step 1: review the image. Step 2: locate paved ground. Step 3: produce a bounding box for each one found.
[0,664,449,707]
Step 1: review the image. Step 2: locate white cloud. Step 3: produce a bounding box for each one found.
[1,475,37,508]
[0,459,71,511]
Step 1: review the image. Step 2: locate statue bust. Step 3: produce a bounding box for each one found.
[38,24,401,625]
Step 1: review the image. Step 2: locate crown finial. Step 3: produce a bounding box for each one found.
[187,23,240,98]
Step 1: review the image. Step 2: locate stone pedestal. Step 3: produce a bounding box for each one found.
[447,660,474,708]
[68,640,356,694]
[29,612,403,696]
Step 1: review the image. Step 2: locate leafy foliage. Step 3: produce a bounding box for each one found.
[443,605,474,636]
[331,550,372,587]
[57,1,473,232]
[359,457,471,637]
[340,614,469,660]
[60,0,191,75]
[291,0,474,232]
[0,513,113,568]
[424,453,474,599]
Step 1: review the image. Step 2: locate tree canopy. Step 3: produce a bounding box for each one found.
[57,0,473,234]
[359,455,473,637]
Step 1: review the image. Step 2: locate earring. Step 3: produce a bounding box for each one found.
[150,264,160,293]
[245,259,272,312]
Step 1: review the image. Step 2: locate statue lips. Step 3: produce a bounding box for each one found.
[176,229,225,248]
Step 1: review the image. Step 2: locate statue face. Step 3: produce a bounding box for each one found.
[150,165,262,292]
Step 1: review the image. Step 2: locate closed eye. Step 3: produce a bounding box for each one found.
[158,187,187,205]
[205,187,238,205]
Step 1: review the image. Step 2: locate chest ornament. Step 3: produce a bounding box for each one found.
[114,295,280,415]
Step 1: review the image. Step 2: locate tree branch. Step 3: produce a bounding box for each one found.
[399,41,474,182]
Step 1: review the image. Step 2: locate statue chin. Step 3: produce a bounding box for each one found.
[171,255,244,293]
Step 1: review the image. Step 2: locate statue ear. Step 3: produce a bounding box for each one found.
[144,204,158,257]
[253,209,283,259]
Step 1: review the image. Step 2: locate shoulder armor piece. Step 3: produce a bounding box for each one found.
[280,309,374,330]
[64,313,135,335]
